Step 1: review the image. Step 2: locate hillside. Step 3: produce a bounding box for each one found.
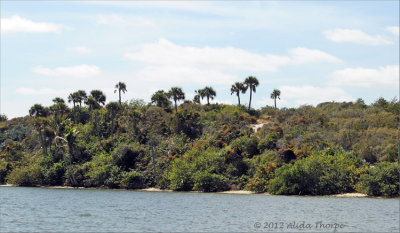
[0,96,399,196]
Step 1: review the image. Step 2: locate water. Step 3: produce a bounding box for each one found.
[0,187,399,232]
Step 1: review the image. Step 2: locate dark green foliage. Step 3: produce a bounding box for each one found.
[268,147,362,195]
[0,114,8,122]
[356,162,399,197]
[120,170,145,189]
[44,162,65,186]
[112,144,144,171]
[230,136,259,157]
[193,171,229,192]
[6,163,43,186]
[170,110,202,139]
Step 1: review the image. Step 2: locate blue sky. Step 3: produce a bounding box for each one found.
[1,1,399,118]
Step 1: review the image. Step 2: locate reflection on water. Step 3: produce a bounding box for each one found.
[0,186,399,232]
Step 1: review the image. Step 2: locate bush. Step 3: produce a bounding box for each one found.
[44,162,65,186]
[6,164,43,186]
[168,157,193,191]
[230,136,259,157]
[356,162,399,197]
[268,147,362,195]
[120,170,145,189]
[193,171,229,192]
[112,144,144,171]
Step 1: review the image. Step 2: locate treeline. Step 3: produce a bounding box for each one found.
[0,82,399,197]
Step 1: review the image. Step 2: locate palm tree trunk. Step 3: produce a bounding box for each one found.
[237,93,240,106]
[274,98,277,108]
[119,90,121,105]
[111,115,114,137]
[174,99,178,113]
[94,114,102,145]
[248,88,253,110]
[38,127,47,155]
[207,96,210,105]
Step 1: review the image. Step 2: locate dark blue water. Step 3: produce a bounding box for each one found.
[0,186,399,232]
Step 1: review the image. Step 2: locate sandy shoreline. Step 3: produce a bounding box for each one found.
[0,184,393,198]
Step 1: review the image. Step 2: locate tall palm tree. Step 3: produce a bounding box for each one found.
[106,102,121,137]
[231,82,246,106]
[76,90,87,107]
[168,87,185,113]
[193,89,204,104]
[86,90,106,124]
[29,104,49,155]
[270,89,281,108]
[244,76,259,110]
[90,90,106,106]
[151,90,170,108]
[68,92,79,109]
[200,86,216,105]
[114,82,127,105]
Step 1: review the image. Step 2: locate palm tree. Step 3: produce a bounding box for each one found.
[200,86,216,105]
[106,102,121,137]
[52,97,65,104]
[151,90,170,109]
[76,90,87,107]
[231,82,246,106]
[86,90,106,124]
[68,92,79,109]
[29,104,49,155]
[270,89,281,108]
[244,76,259,110]
[193,89,204,104]
[168,87,185,113]
[90,90,106,106]
[114,82,127,105]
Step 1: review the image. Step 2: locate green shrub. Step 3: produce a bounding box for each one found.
[230,136,259,157]
[44,162,65,186]
[168,157,193,191]
[112,144,144,171]
[258,133,278,151]
[268,147,361,195]
[193,171,229,192]
[0,160,11,183]
[356,162,399,197]
[6,164,43,186]
[120,170,145,189]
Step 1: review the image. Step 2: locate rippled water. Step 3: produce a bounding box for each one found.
[0,186,399,232]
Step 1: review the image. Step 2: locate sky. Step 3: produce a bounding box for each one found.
[1,1,399,118]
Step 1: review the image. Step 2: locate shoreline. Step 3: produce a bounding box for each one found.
[1,184,393,198]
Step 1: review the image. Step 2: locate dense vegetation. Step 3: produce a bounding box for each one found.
[0,81,399,197]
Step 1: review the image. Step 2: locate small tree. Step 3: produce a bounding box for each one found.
[151,90,171,109]
[168,87,185,113]
[114,82,127,105]
[244,76,259,110]
[231,82,246,106]
[270,89,281,108]
[200,86,216,105]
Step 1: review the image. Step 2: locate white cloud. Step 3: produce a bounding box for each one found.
[289,47,342,64]
[331,65,399,88]
[96,14,156,28]
[1,15,62,34]
[33,65,101,78]
[279,85,354,106]
[16,87,70,96]
[137,66,237,85]
[125,39,340,85]
[324,29,392,45]
[386,26,399,36]
[69,46,92,54]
